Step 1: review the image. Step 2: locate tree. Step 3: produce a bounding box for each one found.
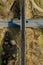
[1,31,18,65]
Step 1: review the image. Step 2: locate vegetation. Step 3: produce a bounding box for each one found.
[0,27,21,65]
[25,28,43,65]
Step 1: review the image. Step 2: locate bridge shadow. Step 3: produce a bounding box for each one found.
[8,20,20,28]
